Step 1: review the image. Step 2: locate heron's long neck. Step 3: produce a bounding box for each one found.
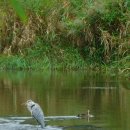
[88,110,90,116]
[31,104,35,109]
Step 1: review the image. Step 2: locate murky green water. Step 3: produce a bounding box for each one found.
[0,71,130,130]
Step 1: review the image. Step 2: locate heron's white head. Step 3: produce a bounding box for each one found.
[24,100,36,113]
[26,100,35,107]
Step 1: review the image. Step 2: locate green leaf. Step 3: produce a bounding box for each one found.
[10,0,28,23]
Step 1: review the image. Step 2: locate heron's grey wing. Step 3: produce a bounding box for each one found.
[32,104,45,128]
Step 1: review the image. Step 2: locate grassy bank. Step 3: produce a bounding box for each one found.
[0,40,129,77]
[0,40,87,70]
[0,0,130,76]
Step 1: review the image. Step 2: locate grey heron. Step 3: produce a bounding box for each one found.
[25,100,45,128]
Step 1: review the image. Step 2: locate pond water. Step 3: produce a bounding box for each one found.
[0,71,130,130]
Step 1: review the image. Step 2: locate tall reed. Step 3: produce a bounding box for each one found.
[0,0,129,65]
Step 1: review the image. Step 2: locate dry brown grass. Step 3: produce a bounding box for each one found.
[0,0,129,63]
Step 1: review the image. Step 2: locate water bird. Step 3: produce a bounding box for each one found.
[77,110,94,118]
[24,100,45,128]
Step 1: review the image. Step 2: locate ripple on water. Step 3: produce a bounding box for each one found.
[0,123,62,130]
[0,116,100,130]
[0,117,62,130]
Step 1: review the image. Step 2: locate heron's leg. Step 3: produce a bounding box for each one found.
[32,116,40,130]
[35,120,40,130]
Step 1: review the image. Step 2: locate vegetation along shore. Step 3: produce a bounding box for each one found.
[0,0,130,76]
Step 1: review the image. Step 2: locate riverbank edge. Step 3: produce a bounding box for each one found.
[0,46,129,77]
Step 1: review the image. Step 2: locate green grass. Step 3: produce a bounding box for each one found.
[0,0,129,77]
[0,39,87,70]
[0,40,129,77]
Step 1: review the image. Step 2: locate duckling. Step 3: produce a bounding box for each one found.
[77,110,94,118]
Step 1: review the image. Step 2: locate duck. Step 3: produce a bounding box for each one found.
[77,110,94,118]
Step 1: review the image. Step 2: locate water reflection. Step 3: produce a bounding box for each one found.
[0,71,129,130]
